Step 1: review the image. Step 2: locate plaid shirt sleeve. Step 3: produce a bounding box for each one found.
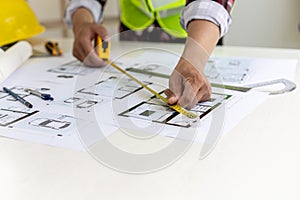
[186,0,234,13]
[183,0,235,38]
[64,0,106,27]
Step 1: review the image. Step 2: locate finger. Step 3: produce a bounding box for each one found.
[81,38,95,60]
[78,25,108,58]
[164,89,178,105]
[72,37,88,62]
[72,47,84,62]
[178,79,200,109]
[83,51,105,67]
[75,38,103,67]
[195,86,212,103]
[81,38,106,67]
[168,69,184,99]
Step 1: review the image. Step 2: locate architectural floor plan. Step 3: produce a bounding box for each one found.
[0,49,296,150]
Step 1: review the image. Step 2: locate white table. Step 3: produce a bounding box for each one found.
[1,38,300,200]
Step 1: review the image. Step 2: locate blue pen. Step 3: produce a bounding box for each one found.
[3,87,33,108]
[25,88,54,101]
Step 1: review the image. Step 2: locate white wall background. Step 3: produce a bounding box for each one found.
[28,0,68,37]
[28,0,119,37]
[224,0,300,49]
[28,0,64,22]
[103,0,119,18]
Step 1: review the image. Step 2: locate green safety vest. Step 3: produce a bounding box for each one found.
[120,0,187,38]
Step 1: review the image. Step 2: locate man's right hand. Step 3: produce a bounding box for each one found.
[72,8,109,67]
[165,57,211,109]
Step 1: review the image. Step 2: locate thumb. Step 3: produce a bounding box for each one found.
[164,89,178,105]
[178,79,198,109]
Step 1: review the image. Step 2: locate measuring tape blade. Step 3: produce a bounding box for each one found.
[108,61,198,119]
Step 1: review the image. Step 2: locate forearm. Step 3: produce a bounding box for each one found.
[182,19,219,72]
[187,19,219,54]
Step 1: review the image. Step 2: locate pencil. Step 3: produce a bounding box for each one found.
[3,87,33,108]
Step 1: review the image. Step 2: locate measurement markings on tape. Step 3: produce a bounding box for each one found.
[108,61,198,119]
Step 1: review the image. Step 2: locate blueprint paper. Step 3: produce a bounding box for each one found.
[124,51,297,85]
[0,50,296,151]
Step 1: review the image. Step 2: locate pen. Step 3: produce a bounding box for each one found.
[3,87,33,108]
[24,88,54,101]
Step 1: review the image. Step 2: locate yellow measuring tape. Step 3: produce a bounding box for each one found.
[95,36,198,119]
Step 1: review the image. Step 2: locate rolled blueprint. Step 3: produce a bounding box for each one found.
[0,41,32,83]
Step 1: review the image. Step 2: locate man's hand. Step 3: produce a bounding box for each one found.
[72,8,109,67]
[165,19,220,109]
[165,57,211,109]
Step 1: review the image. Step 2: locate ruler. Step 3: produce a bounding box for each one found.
[245,79,296,95]
[126,67,251,92]
[96,36,198,119]
[126,67,296,94]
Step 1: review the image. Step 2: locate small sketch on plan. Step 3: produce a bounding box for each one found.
[76,100,99,108]
[64,97,81,104]
[119,92,231,128]
[29,118,71,130]
[126,63,171,79]
[78,76,152,99]
[0,107,38,127]
[47,60,97,76]
[126,57,252,83]
[15,113,75,134]
[204,57,252,83]
[62,95,105,110]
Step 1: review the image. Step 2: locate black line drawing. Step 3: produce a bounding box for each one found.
[0,108,38,127]
[119,92,231,128]
[78,76,152,99]
[63,96,103,109]
[29,118,71,130]
[204,57,251,83]
[76,100,99,108]
[47,60,97,76]
[64,97,81,103]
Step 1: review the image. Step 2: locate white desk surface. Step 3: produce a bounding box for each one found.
[1,38,300,200]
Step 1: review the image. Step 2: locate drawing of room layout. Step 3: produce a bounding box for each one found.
[77,75,152,99]
[119,92,231,128]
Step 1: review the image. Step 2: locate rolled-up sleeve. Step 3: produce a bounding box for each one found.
[64,0,103,28]
[181,0,234,38]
